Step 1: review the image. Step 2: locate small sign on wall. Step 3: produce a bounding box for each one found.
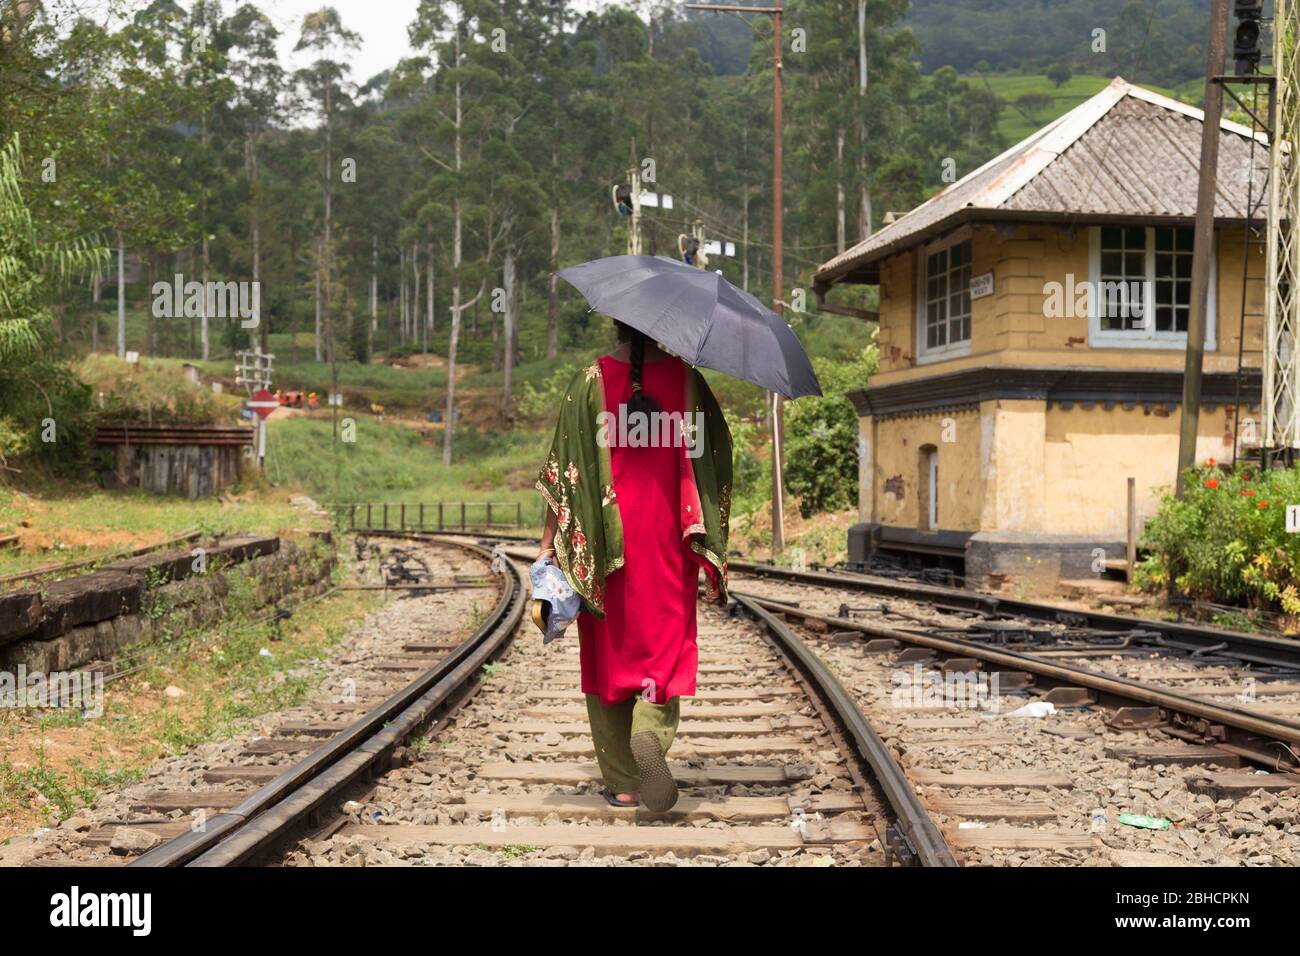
[970,271,994,299]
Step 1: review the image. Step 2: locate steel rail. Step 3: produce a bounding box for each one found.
[130,536,524,867]
[730,560,1300,671]
[732,593,959,867]
[0,528,204,588]
[451,535,958,864]
[736,590,1300,773]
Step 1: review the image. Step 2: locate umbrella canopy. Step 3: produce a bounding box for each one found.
[556,255,822,399]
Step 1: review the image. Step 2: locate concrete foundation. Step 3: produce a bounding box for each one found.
[849,522,1124,592]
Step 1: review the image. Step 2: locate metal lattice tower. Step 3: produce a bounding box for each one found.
[1265,0,1300,451]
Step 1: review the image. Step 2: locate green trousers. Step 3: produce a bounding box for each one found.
[584,694,681,794]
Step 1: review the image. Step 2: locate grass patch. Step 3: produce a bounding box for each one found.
[0,485,325,579]
[965,72,1195,145]
[484,843,539,858]
[263,414,549,522]
[0,555,381,837]
[76,354,240,425]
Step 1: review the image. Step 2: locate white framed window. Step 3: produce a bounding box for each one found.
[1087,225,1216,349]
[915,234,972,362]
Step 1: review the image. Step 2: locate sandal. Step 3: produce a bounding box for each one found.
[599,787,639,808]
[630,731,678,812]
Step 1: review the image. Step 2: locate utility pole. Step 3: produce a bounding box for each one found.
[686,0,785,551]
[630,163,643,256]
[1267,0,1300,462]
[1176,0,1229,497]
[770,0,785,553]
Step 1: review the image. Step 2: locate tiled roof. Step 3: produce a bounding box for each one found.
[815,77,1269,286]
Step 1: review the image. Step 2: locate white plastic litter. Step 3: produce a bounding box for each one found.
[957,821,988,829]
[1003,701,1056,718]
[529,556,580,644]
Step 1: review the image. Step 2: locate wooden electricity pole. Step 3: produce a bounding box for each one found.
[1176,0,1229,497]
[685,0,785,550]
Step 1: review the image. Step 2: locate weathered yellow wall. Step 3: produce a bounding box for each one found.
[872,222,1264,386]
[1216,226,1266,367]
[862,400,1242,537]
[1043,404,1242,535]
[980,399,1046,533]
[875,250,916,372]
[858,414,873,523]
[987,227,1064,355]
[865,409,985,531]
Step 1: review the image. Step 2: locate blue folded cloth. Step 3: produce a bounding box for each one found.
[529,556,581,644]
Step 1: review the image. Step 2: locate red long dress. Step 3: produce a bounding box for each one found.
[577,353,699,706]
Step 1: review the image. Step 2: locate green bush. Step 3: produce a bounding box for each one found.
[515,362,580,423]
[784,398,858,518]
[1135,462,1300,618]
[725,409,766,507]
[77,354,235,424]
[783,340,878,519]
[0,133,107,476]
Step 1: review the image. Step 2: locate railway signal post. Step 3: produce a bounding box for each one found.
[685,0,786,551]
[236,348,276,472]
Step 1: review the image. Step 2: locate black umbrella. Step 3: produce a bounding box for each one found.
[556,255,822,399]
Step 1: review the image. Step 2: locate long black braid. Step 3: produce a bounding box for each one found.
[617,321,660,416]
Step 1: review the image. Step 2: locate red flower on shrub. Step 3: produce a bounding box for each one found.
[1207,457,1216,466]
[1204,478,1219,489]
[1242,489,1256,497]
[1260,500,1269,508]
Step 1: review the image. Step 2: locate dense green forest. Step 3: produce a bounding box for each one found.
[690,1,1212,86]
[906,0,1213,85]
[0,0,1211,474]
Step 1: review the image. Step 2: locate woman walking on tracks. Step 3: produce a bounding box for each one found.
[534,321,732,811]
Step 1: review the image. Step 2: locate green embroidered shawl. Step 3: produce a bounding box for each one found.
[535,358,732,618]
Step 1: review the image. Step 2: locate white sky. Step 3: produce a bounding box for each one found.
[260,0,418,87]
[259,0,612,87]
[61,1,646,91]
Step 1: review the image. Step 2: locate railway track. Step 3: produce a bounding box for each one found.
[262,537,950,868]
[724,561,1300,865]
[727,560,1300,753]
[13,536,512,866]
[21,530,1300,867]
[267,534,956,867]
[16,532,957,868]
[731,559,1300,670]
